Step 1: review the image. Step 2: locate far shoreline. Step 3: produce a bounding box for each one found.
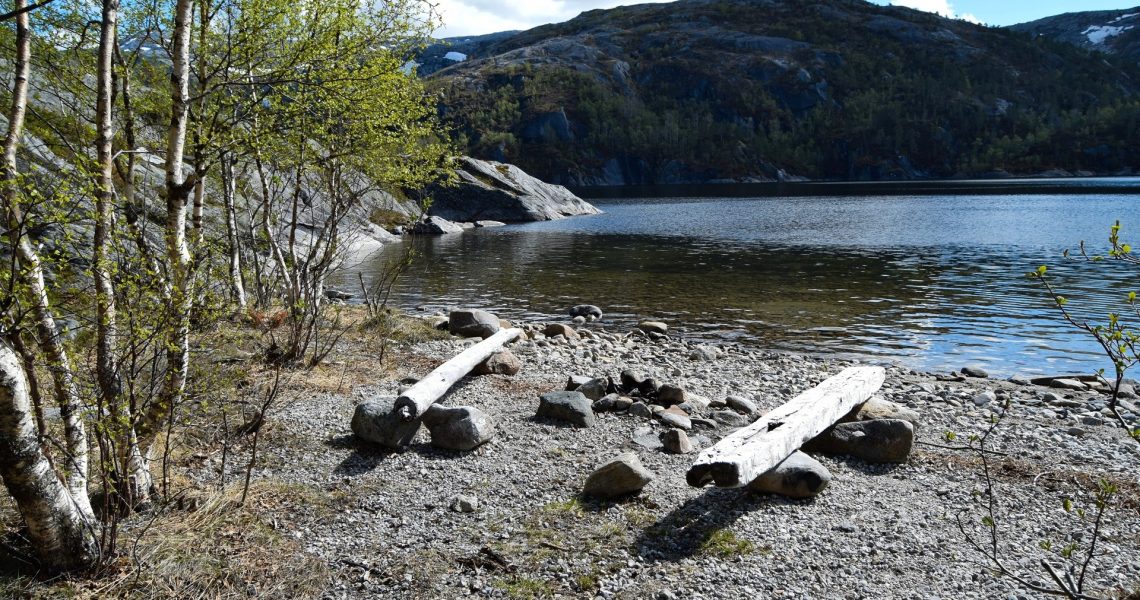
[572,175,1140,200]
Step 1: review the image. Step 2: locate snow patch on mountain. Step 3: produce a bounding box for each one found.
[1083,24,1133,46]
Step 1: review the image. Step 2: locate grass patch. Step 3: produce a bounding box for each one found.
[368,207,411,229]
[493,575,555,599]
[360,310,450,345]
[540,497,585,518]
[699,529,756,558]
[101,482,329,598]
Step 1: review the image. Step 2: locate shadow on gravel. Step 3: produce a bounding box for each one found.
[634,489,813,562]
[827,456,907,476]
[327,435,399,476]
[327,435,479,477]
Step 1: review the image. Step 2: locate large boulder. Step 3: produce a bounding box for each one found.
[424,157,602,223]
[351,397,420,448]
[449,309,501,338]
[410,215,464,234]
[583,452,654,499]
[536,391,596,427]
[748,451,831,499]
[422,405,496,451]
[805,419,914,464]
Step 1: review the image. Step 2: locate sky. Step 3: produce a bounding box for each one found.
[434,0,1140,38]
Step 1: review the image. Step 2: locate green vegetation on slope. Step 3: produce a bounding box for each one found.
[429,0,1140,184]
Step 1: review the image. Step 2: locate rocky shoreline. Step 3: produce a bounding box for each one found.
[248,310,1140,599]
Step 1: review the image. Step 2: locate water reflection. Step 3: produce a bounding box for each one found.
[343,193,1140,377]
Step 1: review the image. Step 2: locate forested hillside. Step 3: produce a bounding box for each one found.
[427,0,1140,185]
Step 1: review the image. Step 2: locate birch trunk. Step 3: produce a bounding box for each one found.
[144,0,195,447]
[221,153,246,310]
[1,0,93,521]
[0,339,99,571]
[94,0,119,418]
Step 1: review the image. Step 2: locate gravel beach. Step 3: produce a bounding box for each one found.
[245,320,1140,599]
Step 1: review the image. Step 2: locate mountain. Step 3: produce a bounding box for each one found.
[425,0,1140,185]
[1011,7,1140,64]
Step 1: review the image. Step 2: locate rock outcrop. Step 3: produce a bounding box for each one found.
[425,157,601,223]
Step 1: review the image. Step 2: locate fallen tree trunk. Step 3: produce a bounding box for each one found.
[395,328,522,421]
[687,366,885,488]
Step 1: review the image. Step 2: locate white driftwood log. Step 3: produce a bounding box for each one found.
[395,327,522,421]
[687,366,885,488]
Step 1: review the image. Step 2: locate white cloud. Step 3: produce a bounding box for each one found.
[890,0,983,24]
[434,0,670,38]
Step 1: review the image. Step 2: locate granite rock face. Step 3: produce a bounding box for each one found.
[426,157,602,223]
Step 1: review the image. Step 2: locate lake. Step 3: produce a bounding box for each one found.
[349,179,1140,377]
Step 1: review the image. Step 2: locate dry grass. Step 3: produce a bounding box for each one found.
[98,482,329,599]
[0,306,454,599]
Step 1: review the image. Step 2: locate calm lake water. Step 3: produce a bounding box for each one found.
[349,180,1140,377]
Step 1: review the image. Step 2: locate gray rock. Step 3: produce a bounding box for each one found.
[473,349,522,376]
[537,391,596,427]
[725,395,758,415]
[544,323,579,340]
[851,397,920,429]
[450,495,478,513]
[628,402,653,419]
[569,305,603,320]
[620,369,648,390]
[425,157,601,223]
[712,410,750,428]
[658,409,692,430]
[632,427,664,450]
[638,377,661,396]
[684,394,711,412]
[1009,375,1032,386]
[572,315,587,325]
[805,419,914,464]
[747,451,831,499]
[593,393,621,412]
[351,397,420,448]
[582,452,654,499]
[411,215,464,234]
[961,366,989,378]
[422,405,496,451]
[449,309,501,338]
[612,396,634,412]
[577,378,609,401]
[661,429,693,454]
[657,384,686,406]
[691,417,718,429]
[638,321,668,335]
[1052,378,1088,391]
[972,390,996,407]
[565,374,593,391]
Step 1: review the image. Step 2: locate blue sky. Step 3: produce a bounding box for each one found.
[867,1,1136,25]
[436,0,1139,38]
